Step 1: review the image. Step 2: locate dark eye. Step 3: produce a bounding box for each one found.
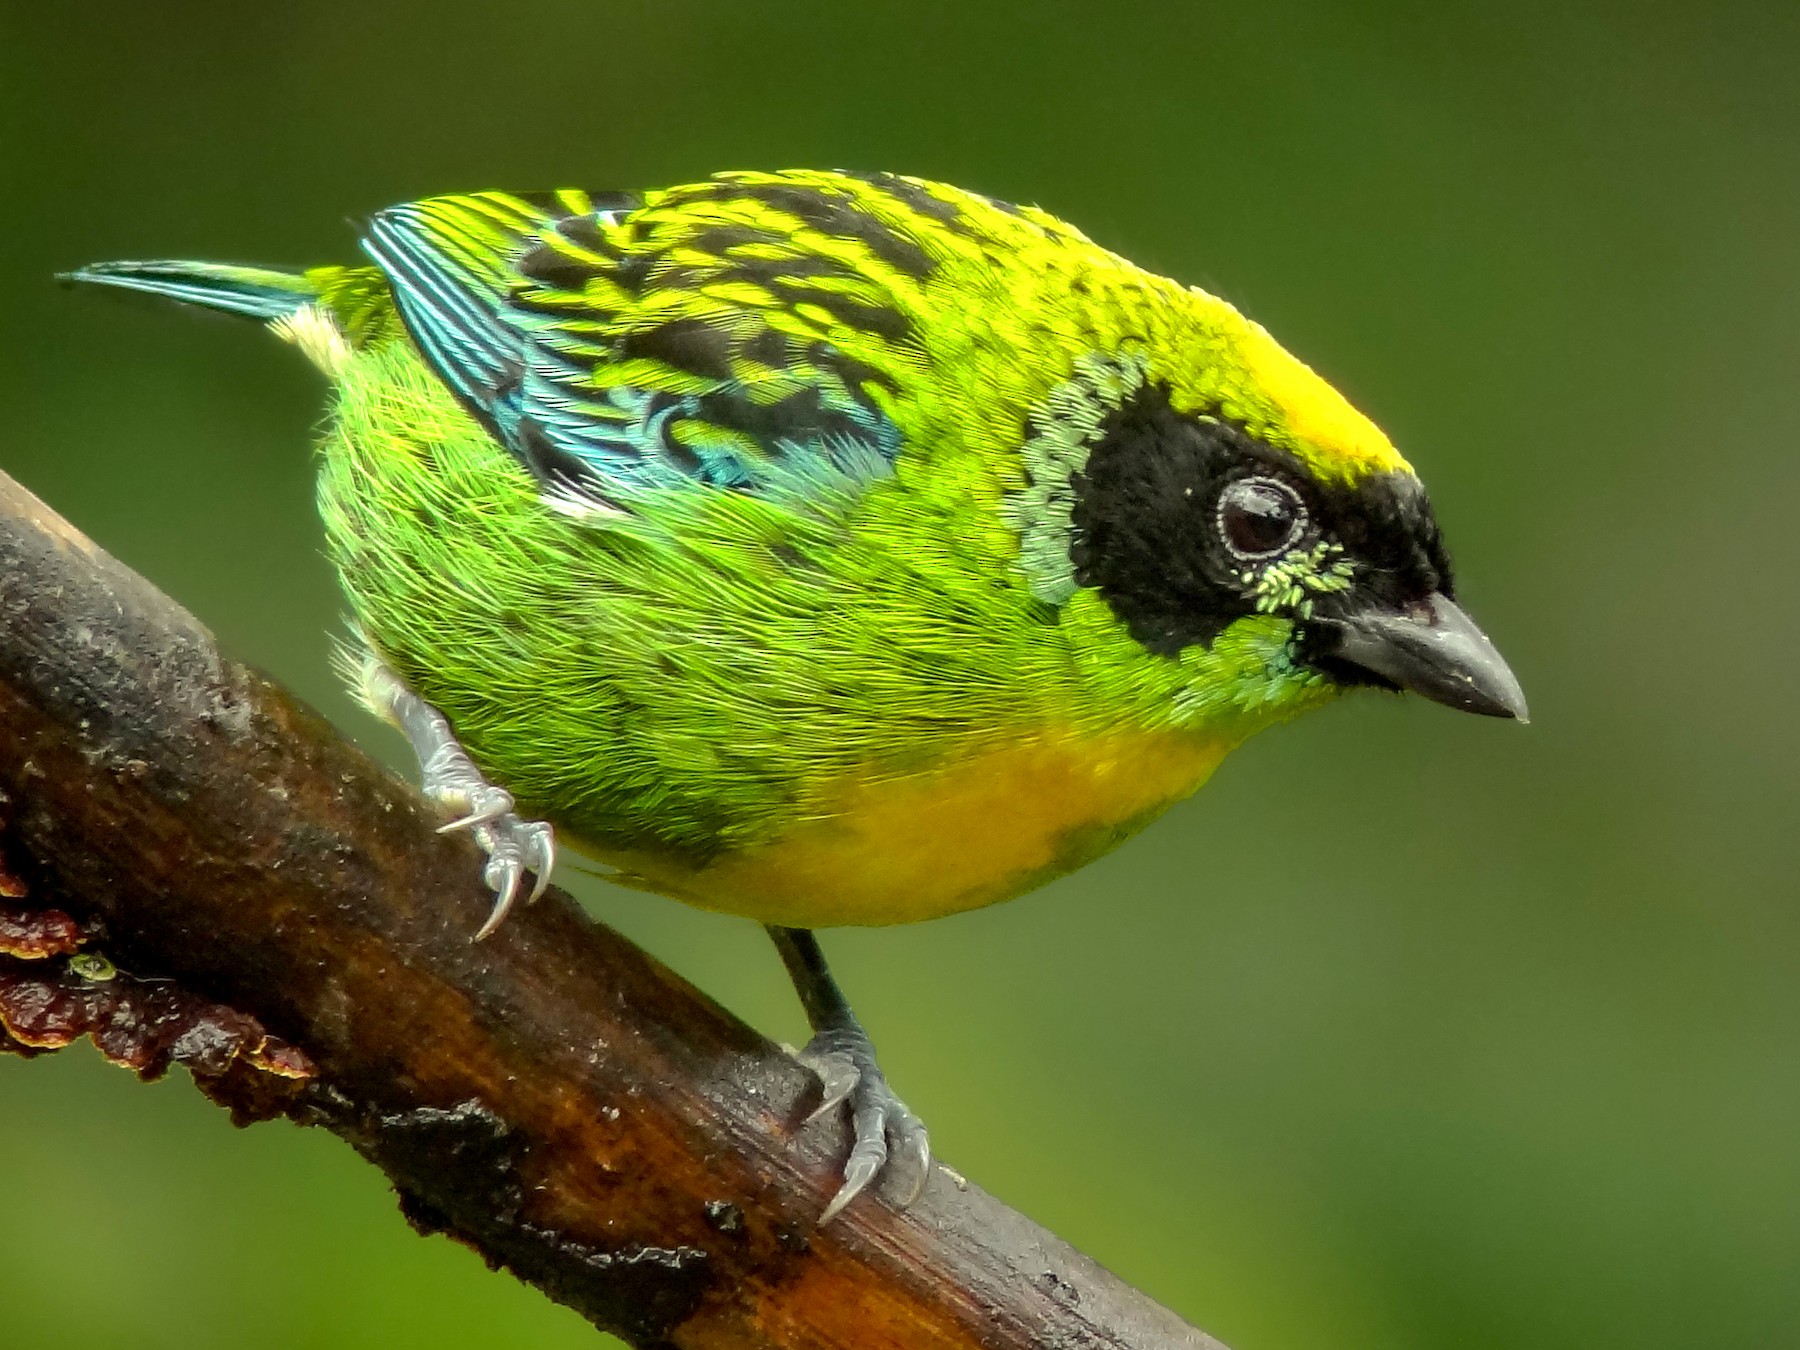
[1216,476,1307,559]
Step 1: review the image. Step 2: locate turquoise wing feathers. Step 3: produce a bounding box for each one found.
[360,185,909,513]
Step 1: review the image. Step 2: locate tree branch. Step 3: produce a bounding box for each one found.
[0,467,1229,1350]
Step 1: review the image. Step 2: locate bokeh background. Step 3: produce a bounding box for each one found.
[3,2,1797,1347]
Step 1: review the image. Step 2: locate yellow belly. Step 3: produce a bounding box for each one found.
[590,724,1234,928]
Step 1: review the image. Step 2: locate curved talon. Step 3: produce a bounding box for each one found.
[436,784,515,834]
[822,1144,885,1224]
[895,1107,932,1205]
[794,1031,930,1223]
[801,1050,860,1124]
[523,822,556,904]
[470,816,556,939]
[770,925,934,1224]
[359,655,557,940]
[476,854,523,940]
[474,898,513,942]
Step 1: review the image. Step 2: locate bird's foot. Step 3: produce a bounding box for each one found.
[796,1012,931,1223]
[355,654,555,938]
[450,803,557,941]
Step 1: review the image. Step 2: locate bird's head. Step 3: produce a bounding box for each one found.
[1006,291,1526,732]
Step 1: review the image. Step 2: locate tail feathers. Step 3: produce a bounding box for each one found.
[62,260,319,321]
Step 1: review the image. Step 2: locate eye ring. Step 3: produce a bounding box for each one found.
[1215,475,1308,560]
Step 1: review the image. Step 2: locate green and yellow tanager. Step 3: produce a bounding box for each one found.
[70,170,1526,1218]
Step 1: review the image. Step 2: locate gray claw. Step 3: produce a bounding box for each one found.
[522,820,556,904]
[822,1145,885,1224]
[472,815,557,940]
[476,855,523,941]
[895,1107,932,1205]
[800,1049,860,1124]
[769,929,933,1223]
[430,768,515,834]
[438,797,513,834]
[356,654,557,939]
[795,1031,930,1223]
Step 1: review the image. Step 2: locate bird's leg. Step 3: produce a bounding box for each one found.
[355,655,556,939]
[767,925,931,1221]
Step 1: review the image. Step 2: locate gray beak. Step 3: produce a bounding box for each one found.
[1304,591,1529,721]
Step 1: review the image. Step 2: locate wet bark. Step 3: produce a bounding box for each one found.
[0,468,1229,1350]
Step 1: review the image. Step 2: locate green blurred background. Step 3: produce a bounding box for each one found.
[3,2,1797,1346]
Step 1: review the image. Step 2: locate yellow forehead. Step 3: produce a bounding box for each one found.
[1232,318,1412,481]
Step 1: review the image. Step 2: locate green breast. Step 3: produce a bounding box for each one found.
[315,319,1329,876]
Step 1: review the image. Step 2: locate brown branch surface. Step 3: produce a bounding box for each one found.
[0,468,1230,1350]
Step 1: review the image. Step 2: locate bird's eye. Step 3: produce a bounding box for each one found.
[1216,476,1306,559]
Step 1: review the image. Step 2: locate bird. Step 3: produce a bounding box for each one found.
[67,169,1526,1220]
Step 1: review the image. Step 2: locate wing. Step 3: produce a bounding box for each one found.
[360,176,929,515]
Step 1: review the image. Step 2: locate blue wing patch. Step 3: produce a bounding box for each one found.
[360,186,906,515]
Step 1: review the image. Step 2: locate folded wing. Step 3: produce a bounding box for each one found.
[361,180,916,515]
